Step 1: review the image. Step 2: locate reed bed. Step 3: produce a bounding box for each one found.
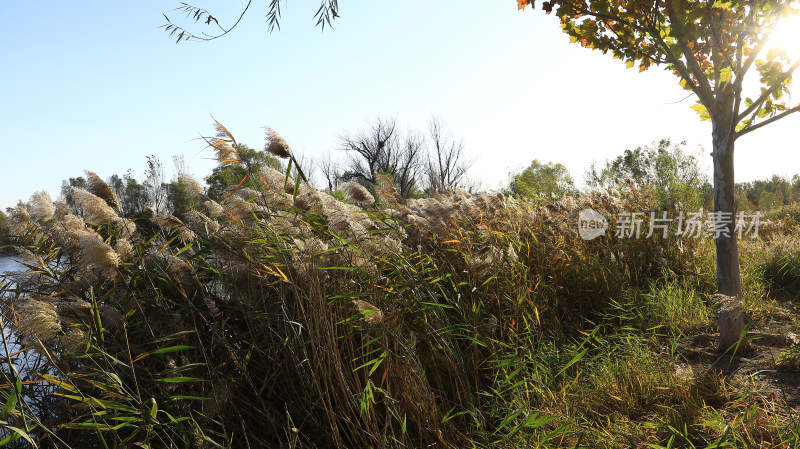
[1,129,799,448]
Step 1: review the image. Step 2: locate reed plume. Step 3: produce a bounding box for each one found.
[200,199,226,219]
[77,229,120,277]
[352,300,383,326]
[16,298,61,344]
[178,174,206,201]
[72,188,120,225]
[338,181,375,207]
[29,191,55,222]
[114,238,136,260]
[263,127,291,159]
[85,170,120,209]
[7,204,32,236]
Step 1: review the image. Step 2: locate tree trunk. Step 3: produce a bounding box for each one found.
[711,115,744,351]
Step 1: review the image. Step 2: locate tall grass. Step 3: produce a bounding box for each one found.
[1,127,798,448]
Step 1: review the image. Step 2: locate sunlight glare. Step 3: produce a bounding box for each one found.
[767,3,800,59]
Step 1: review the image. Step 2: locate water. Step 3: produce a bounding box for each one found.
[1,254,27,367]
[0,255,24,353]
[0,255,23,275]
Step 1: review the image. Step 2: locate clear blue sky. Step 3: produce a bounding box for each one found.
[2,1,799,211]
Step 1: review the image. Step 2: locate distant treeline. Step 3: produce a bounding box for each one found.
[5,130,800,241]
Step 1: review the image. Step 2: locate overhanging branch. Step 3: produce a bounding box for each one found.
[735,104,800,139]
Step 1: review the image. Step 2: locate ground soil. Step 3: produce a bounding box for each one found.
[676,299,800,409]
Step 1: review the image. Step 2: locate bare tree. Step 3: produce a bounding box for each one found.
[317,152,341,191]
[425,116,474,193]
[145,155,167,215]
[338,117,423,199]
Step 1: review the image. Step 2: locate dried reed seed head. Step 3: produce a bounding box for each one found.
[506,244,519,265]
[338,181,375,207]
[223,195,263,219]
[352,300,383,326]
[153,214,197,243]
[119,220,137,240]
[226,186,257,200]
[293,189,322,213]
[186,210,222,235]
[178,174,206,200]
[7,204,32,236]
[263,127,292,158]
[375,173,402,204]
[14,246,38,264]
[212,139,239,166]
[292,237,330,271]
[406,214,430,228]
[62,213,87,234]
[114,238,135,260]
[384,208,407,221]
[60,326,88,354]
[154,214,184,230]
[78,229,120,275]
[559,196,578,212]
[53,199,69,219]
[409,198,452,222]
[201,200,226,218]
[45,213,88,253]
[261,167,289,192]
[381,235,403,255]
[17,299,61,343]
[84,170,119,209]
[72,188,120,224]
[29,191,55,222]
[167,255,197,288]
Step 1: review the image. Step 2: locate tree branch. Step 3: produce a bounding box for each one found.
[737,58,800,121]
[735,104,800,139]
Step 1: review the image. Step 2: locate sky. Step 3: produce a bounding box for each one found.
[2,1,800,211]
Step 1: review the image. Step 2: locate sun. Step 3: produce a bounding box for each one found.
[766,5,800,59]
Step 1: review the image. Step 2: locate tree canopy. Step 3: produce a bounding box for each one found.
[508,160,575,199]
[517,0,800,349]
[586,139,711,208]
[517,0,800,135]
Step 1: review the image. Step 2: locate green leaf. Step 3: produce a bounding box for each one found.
[149,345,195,355]
[690,103,711,121]
[0,422,37,447]
[148,398,158,419]
[153,376,204,383]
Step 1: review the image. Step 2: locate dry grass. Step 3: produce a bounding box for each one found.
[1,127,798,449]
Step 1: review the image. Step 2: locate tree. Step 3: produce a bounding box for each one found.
[586,139,711,209]
[317,152,341,192]
[517,0,800,349]
[120,172,150,217]
[425,117,474,193]
[508,160,575,199]
[736,174,798,210]
[61,176,88,215]
[145,155,168,215]
[338,117,424,199]
[0,210,7,235]
[336,116,473,198]
[206,143,283,201]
